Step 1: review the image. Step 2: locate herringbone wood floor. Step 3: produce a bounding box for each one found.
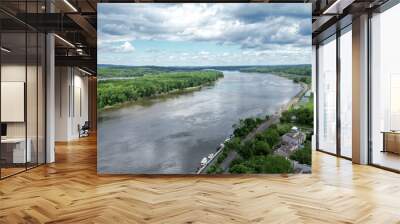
[1,135,400,224]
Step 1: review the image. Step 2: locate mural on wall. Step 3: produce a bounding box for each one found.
[97,3,313,174]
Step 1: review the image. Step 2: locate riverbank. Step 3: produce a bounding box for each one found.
[99,82,216,112]
[98,70,224,111]
[201,79,310,174]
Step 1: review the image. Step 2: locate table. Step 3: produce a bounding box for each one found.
[1,138,31,163]
[382,131,400,154]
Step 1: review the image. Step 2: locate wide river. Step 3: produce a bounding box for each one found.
[98,71,302,174]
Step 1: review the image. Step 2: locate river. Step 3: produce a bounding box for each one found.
[98,71,302,174]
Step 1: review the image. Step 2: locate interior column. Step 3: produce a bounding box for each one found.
[352,14,369,164]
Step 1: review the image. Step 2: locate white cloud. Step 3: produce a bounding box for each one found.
[98,3,312,66]
[118,41,135,53]
[98,4,311,50]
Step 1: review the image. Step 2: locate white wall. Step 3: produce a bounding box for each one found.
[55,66,70,141]
[1,62,46,165]
[55,67,89,141]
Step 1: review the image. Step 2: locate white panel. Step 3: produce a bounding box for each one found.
[340,29,353,158]
[318,38,337,154]
[1,82,25,122]
[390,74,400,130]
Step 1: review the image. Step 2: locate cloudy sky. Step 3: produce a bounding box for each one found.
[98,3,311,66]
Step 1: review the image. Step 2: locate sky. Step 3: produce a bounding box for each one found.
[98,3,312,66]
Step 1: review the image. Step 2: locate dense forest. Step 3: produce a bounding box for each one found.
[98,70,223,109]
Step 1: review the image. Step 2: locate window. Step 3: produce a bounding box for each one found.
[370,3,400,171]
[339,27,352,158]
[317,36,337,154]
[0,3,46,179]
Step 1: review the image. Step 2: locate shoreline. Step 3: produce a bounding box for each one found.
[200,78,309,174]
[99,71,308,112]
[99,80,220,112]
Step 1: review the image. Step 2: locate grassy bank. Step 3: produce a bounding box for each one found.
[98,70,223,110]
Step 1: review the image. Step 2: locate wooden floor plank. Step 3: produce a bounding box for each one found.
[0,135,399,223]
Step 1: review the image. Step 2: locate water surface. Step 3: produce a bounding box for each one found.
[98,71,302,174]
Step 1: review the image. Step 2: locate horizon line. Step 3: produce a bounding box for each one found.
[97,64,311,67]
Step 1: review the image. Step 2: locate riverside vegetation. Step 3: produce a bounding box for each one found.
[207,87,313,174]
[97,70,223,109]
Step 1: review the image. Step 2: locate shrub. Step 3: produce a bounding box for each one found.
[248,155,293,173]
[253,140,272,156]
[238,140,254,159]
[229,164,252,174]
[290,142,311,165]
[277,123,292,136]
[229,158,244,168]
[263,129,280,147]
[224,137,241,151]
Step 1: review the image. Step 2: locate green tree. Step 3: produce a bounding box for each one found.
[277,124,291,136]
[263,129,280,147]
[254,140,272,156]
[230,164,252,174]
[238,140,254,159]
[290,142,312,165]
[224,137,241,151]
[244,155,293,173]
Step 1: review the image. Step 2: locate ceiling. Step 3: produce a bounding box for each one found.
[0,0,395,74]
[0,0,98,74]
[310,0,390,43]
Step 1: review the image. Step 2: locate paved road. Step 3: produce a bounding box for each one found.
[219,83,310,173]
[202,82,310,174]
[220,115,280,173]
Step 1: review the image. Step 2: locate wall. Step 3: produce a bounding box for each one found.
[1,64,26,138]
[1,64,44,141]
[55,67,89,141]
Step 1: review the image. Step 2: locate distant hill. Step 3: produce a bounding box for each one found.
[97,64,311,78]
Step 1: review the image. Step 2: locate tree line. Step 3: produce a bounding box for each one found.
[98,71,223,109]
[239,65,312,85]
[239,65,311,76]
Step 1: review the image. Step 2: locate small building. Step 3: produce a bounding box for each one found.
[281,127,306,146]
[275,144,298,158]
